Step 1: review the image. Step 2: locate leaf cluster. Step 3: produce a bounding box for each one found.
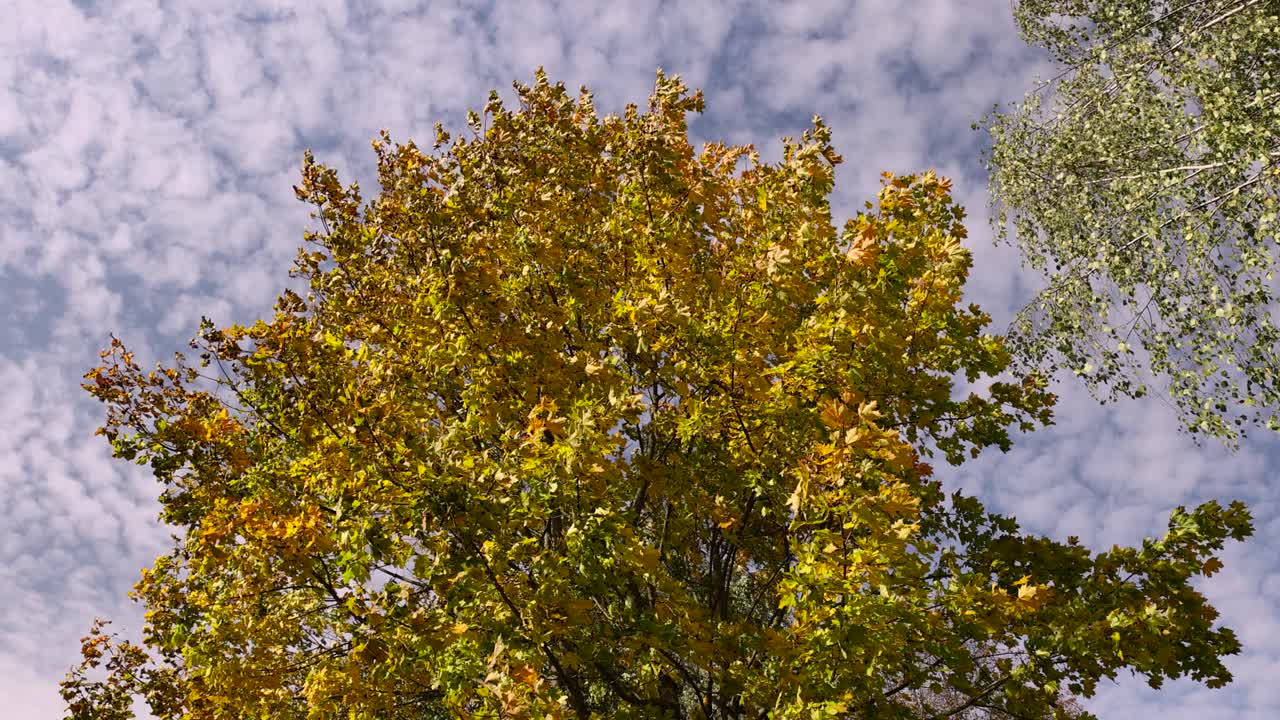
[988,0,1280,443]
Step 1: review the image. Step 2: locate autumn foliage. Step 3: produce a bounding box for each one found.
[66,71,1251,720]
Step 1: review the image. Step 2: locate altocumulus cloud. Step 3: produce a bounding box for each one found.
[1,1,1276,717]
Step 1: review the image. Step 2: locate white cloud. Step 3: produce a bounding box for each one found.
[1,1,1276,717]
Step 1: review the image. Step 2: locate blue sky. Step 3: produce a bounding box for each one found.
[1,1,1277,717]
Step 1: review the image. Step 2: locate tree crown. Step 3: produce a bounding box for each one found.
[67,70,1251,720]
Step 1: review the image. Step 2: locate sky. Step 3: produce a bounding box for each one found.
[1,0,1277,717]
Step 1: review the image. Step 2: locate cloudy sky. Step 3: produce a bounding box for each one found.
[2,0,1277,717]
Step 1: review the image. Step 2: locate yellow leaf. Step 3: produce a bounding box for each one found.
[819,397,855,429]
[638,547,662,573]
[1017,583,1050,611]
[858,400,881,424]
[787,474,809,515]
[846,223,880,267]
[510,665,540,688]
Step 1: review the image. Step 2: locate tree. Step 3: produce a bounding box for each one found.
[66,70,1251,720]
[986,0,1280,444]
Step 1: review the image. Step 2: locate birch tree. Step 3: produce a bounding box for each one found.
[987,0,1280,443]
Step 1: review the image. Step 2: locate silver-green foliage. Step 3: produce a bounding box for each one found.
[988,0,1280,443]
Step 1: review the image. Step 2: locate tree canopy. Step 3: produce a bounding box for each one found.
[65,71,1251,720]
[987,0,1280,443]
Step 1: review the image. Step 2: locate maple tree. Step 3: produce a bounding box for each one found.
[66,71,1251,720]
[986,0,1280,443]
